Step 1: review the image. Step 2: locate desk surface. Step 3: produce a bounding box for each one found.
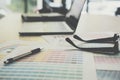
[0,13,120,42]
[0,13,120,80]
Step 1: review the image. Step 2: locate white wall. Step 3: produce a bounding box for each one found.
[0,0,11,7]
[88,1,120,16]
[37,0,43,9]
[0,0,6,7]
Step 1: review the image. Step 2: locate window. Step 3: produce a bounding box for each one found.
[1,0,120,16]
[1,0,37,13]
[87,0,120,16]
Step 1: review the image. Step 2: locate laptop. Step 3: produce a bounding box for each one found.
[19,0,86,36]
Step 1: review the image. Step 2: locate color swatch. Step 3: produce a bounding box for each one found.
[94,56,120,70]
[17,50,83,64]
[97,70,120,80]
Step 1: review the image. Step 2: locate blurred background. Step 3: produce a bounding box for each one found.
[0,0,120,19]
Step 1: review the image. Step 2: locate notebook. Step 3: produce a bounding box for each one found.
[19,0,86,36]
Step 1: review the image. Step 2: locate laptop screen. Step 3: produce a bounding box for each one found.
[19,0,86,36]
[65,0,86,31]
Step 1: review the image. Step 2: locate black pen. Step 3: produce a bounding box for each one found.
[4,48,41,64]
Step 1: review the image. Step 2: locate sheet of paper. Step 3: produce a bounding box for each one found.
[95,54,120,80]
[41,35,75,50]
[94,55,120,70]
[96,70,120,80]
[0,41,97,80]
[0,40,43,64]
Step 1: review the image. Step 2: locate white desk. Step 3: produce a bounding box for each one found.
[0,13,120,42]
[0,13,120,80]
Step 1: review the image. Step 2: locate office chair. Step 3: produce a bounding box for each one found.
[115,7,120,16]
[22,0,75,22]
[38,0,72,15]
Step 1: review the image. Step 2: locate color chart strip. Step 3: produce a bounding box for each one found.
[94,56,120,70]
[97,70,120,80]
[0,62,83,80]
[18,50,83,64]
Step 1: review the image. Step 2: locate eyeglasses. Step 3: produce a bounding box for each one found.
[73,34,119,43]
[65,34,119,55]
